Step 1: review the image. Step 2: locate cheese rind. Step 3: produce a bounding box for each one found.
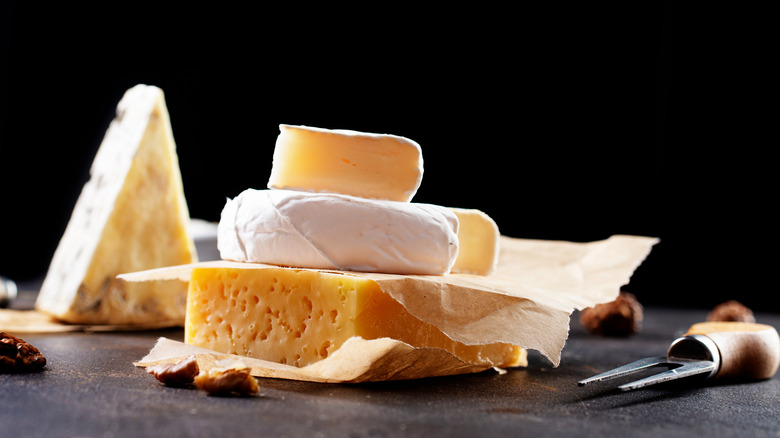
[35,84,197,324]
[450,208,501,276]
[267,124,423,202]
[185,266,526,368]
[217,189,459,275]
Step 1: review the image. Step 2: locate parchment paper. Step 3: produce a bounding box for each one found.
[123,234,658,381]
[0,308,181,333]
[135,336,500,383]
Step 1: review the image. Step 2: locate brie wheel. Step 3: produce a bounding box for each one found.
[218,189,459,275]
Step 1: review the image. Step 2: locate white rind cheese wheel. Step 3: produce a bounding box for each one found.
[267,124,423,202]
[217,189,459,275]
[449,208,501,276]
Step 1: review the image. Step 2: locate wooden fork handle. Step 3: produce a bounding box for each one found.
[685,321,780,380]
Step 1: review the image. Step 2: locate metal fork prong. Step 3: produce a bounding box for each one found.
[578,356,670,386]
[617,360,717,391]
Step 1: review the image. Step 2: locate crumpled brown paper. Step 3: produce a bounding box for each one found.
[124,234,658,382]
[136,336,500,383]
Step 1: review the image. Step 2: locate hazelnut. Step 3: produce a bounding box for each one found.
[580,291,643,337]
[706,300,755,323]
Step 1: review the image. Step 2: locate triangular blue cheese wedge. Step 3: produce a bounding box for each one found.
[35,84,197,325]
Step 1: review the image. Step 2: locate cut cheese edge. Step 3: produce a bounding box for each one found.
[35,84,197,325]
[267,124,423,202]
[450,208,500,276]
[218,189,459,275]
[185,265,526,369]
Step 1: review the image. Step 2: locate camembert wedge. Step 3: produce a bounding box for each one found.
[35,84,197,325]
[267,124,423,202]
[450,208,500,276]
[185,265,526,368]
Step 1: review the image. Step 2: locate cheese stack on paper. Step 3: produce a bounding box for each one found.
[184,124,517,369]
[35,84,197,325]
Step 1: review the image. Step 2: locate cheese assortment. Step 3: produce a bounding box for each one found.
[35,84,197,325]
[185,123,516,369]
[267,124,424,202]
[217,188,459,275]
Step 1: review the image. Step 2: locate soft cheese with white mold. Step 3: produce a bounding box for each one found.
[217,189,459,275]
[267,124,424,202]
[449,207,501,276]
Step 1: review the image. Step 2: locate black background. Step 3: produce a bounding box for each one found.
[1,3,775,310]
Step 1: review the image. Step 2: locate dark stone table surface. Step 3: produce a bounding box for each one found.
[2,288,778,438]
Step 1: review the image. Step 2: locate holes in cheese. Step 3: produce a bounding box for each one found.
[185,266,526,368]
[449,208,501,276]
[217,188,459,275]
[35,84,197,325]
[267,124,423,202]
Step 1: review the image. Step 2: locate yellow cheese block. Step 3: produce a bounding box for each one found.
[35,84,197,325]
[450,208,500,276]
[267,124,424,202]
[185,266,526,368]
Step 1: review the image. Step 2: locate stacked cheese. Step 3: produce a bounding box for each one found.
[185,124,523,368]
[218,124,499,276]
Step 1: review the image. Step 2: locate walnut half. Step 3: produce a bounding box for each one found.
[0,332,47,373]
[147,355,200,387]
[147,356,259,397]
[194,362,259,397]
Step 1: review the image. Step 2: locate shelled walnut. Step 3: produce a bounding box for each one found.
[147,355,200,387]
[706,300,755,323]
[580,291,643,337]
[146,356,259,397]
[0,332,47,372]
[194,363,259,397]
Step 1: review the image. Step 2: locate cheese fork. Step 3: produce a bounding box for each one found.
[578,321,780,391]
